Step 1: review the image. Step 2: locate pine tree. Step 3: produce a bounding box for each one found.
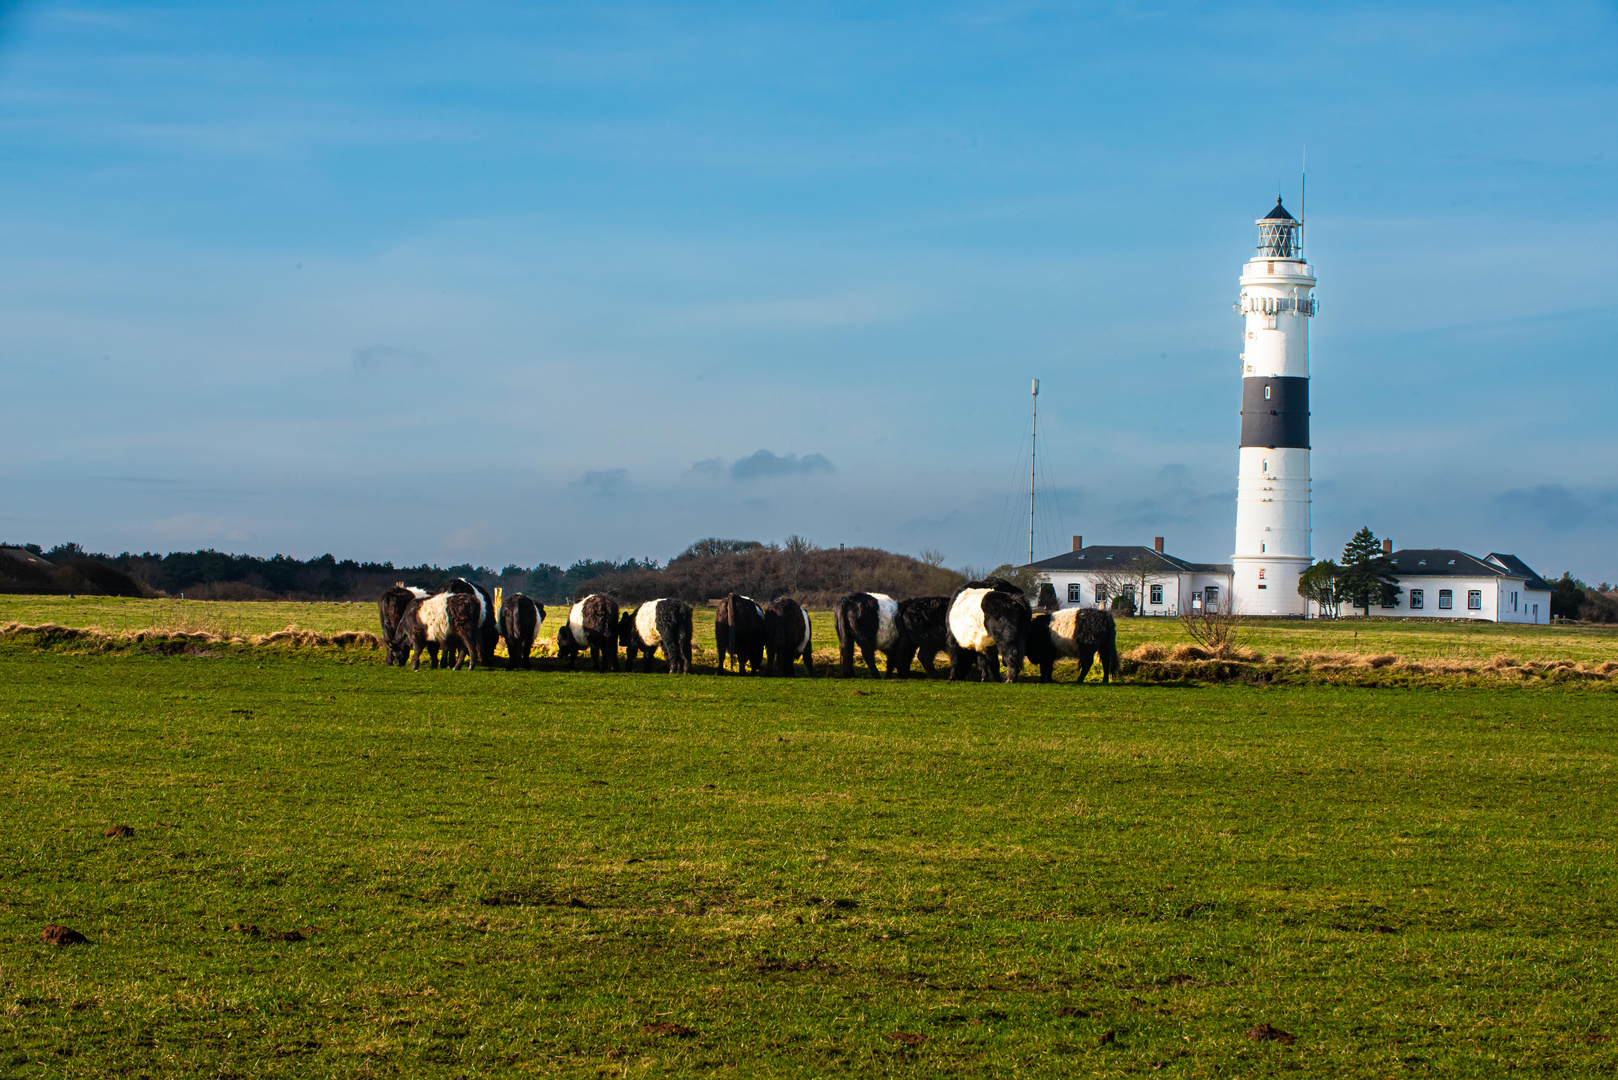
[1339,527,1402,616]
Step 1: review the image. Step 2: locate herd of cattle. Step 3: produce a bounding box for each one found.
[377,577,1120,684]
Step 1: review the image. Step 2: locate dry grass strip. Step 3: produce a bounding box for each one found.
[0,621,381,653]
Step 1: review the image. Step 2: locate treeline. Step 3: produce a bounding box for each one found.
[0,541,629,603]
[578,538,965,607]
[1552,574,1618,623]
[0,537,964,607]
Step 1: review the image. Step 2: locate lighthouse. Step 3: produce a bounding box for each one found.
[1232,198,1316,616]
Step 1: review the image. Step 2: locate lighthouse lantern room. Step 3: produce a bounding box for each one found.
[1232,198,1315,615]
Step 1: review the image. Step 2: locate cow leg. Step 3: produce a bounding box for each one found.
[800,643,815,677]
[981,646,1000,683]
[947,643,970,681]
[410,641,423,671]
[859,643,880,678]
[1001,645,1022,684]
[1076,649,1094,683]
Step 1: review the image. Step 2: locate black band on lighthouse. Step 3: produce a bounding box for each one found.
[1240,376,1309,448]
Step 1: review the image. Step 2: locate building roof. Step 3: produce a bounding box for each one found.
[1025,545,1231,576]
[1387,549,1550,590]
[1259,197,1296,222]
[1484,553,1553,592]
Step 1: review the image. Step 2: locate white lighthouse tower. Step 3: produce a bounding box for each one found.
[1231,198,1316,615]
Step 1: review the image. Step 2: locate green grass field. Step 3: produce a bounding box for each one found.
[1,618,1615,1077]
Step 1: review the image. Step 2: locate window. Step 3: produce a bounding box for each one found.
[1512,591,1518,612]
[1067,583,1081,603]
[1409,589,1424,610]
[1149,584,1163,605]
[1468,590,1482,610]
[1095,586,1108,606]
[1204,586,1219,608]
[1438,589,1453,610]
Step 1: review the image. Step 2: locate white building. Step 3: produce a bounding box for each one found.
[1353,549,1552,624]
[1027,537,1233,616]
[1232,198,1316,616]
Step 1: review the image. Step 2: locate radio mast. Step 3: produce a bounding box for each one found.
[1029,378,1039,567]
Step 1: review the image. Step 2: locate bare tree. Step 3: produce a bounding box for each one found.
[783,534,816,594]
[988,563,1043,596]
[1091,554,1162,616]
[1178,588,1243,655]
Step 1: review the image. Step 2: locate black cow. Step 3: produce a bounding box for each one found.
[945,580,1031,683]
[555,622,581,668]
[764,597,815,677]
[499,593,546,669]
[378,584,428,666]
[714,593,766,675]
[833,591,901,678]
[1026,608,1119,683]
[890,595,950,678]
[617,598,695,674]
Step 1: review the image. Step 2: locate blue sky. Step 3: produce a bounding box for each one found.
[1,1,1614,581]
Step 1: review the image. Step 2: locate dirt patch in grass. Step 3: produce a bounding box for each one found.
[641,1022,699,1038]
[102,824,134,838]
[1247,1023,1295,1044]
[41,924,88,945]
[228,923,305,942]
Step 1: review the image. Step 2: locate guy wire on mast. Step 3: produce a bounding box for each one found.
[1029,378,1039,567]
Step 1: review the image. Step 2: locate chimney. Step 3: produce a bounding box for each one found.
[1072,535,1082,552]
[1153,536,1164,553]
[1382,538,1392,555]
